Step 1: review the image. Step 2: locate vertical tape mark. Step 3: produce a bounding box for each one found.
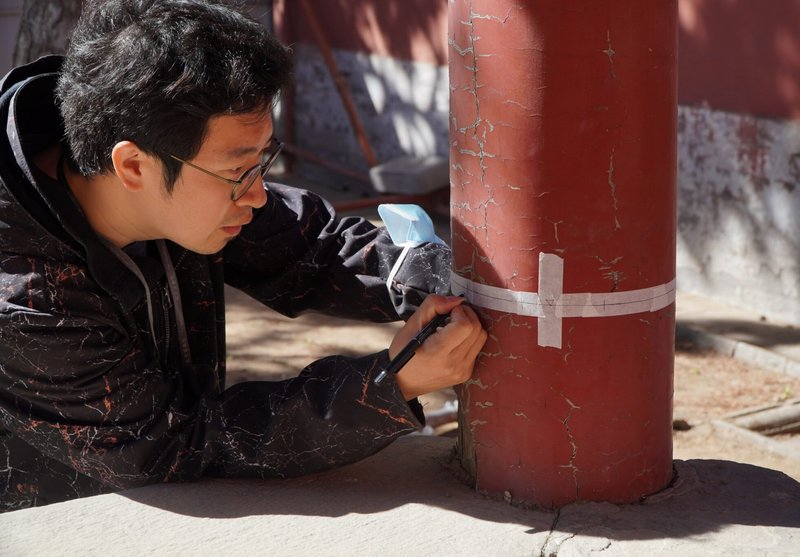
[538,253,564,348]
[451,256,676,352]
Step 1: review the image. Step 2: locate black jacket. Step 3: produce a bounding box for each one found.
[0,57,451,511]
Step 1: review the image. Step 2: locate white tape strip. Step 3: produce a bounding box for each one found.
[538,253,564,348]
[450,253,676,349]
[449,274,544,317]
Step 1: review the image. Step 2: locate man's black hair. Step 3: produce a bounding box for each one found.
[56,0,292,192]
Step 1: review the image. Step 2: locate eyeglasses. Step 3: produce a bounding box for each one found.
[169,138,283,201]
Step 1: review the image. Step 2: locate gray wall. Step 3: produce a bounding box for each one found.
[290,44,449,190]
[677,106,800,324]
[0,0,23,77]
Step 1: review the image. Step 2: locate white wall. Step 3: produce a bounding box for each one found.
[677,106,800,324]
[291,43,449,191]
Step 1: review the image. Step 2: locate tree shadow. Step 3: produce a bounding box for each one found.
[276,0,449,194]
[677,318,800,349]
[278,0,446,68]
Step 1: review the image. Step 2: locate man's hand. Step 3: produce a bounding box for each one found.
[388,295,487,400]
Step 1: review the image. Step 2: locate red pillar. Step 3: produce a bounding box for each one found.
[449,1,678,507]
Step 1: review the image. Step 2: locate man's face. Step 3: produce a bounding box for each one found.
[149,111,273,254]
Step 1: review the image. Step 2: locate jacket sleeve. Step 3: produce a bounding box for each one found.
[0,285,425,497]
[206,350,426,478]
[222,181,452,321]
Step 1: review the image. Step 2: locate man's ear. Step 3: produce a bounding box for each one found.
[110,141,158,192]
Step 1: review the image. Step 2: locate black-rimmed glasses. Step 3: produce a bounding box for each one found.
[169,139,283,201]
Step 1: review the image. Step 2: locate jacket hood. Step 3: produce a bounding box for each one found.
[0,56,157,317]
[0,55,66,190]
[0,56,74,253]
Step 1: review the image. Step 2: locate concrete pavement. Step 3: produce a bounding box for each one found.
[2,436,798,556]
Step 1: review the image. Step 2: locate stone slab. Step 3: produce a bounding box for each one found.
[2,436,799,556]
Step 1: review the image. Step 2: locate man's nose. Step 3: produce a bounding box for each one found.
[236,181,268,209]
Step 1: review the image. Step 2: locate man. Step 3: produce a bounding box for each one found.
[0,0,486,511]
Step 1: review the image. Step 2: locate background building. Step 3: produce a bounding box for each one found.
[2,0,799,325]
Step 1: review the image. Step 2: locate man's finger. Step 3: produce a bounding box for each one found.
[428,305,481,353]
[414,294,463,329]
[453,304,484,348]
[464,326,488,364]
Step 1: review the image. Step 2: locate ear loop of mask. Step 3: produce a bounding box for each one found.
[378,204,446,299]
[385,243,415,297]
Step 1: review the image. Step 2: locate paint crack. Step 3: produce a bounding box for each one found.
[467,0,492,247]
[602,30,617,79]
[559,394,581,500]
[607,146,622,230]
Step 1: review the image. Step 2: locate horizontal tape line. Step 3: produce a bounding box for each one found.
[450,274,676,318]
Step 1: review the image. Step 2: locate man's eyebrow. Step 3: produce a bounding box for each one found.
[225,137,275,159]
[225,146,258,158]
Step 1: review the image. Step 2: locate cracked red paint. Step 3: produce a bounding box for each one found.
[450,0,678,508]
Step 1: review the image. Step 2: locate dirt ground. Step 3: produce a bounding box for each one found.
[224,285,800,482]
[672,337,800,481]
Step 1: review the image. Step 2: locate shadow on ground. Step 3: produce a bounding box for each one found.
[679,319,800,349]
[120,437,800,541]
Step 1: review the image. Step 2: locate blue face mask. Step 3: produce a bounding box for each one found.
[378,204,448,299]
[378,204,446,247]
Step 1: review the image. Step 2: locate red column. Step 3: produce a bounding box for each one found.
[449,1,678,507]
